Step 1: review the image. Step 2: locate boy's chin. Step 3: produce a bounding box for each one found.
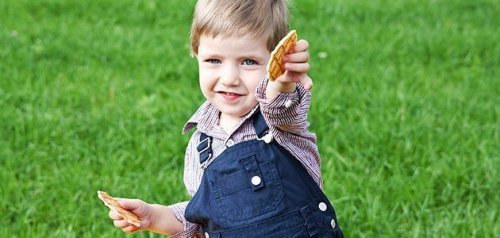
[217,104,257,118]
[220,108,252,118]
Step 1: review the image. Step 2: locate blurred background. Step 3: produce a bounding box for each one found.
[0,0,498,237]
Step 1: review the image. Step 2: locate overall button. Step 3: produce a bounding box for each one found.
[261,133,273,143]
[331,219,336,229]
[226,139,234,147]
[284,99,293,108]
[251,176,262,185]
[205,232,210,238]
[318,202,327,211]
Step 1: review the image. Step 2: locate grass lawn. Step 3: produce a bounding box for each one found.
[0,0,498,237]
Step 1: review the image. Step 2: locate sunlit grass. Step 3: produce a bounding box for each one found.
[1,0,498,237]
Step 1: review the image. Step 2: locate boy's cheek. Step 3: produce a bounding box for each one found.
[241,69,265,81]
[198,69,217,81]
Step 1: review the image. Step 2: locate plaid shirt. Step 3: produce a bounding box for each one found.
[170,78,322,237]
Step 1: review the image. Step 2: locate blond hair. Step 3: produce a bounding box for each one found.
[190,0,290,55]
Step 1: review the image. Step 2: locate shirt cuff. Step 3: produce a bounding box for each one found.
[255,77,302,108]
[255,77,311,131]
[169,202,201,238]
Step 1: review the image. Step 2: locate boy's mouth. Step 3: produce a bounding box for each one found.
[216,91,244,102]
[216,91,243,96]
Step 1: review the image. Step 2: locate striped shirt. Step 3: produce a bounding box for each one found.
[170,78,322,237]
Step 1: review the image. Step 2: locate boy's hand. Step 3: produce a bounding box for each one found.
[108,198,154,234]
[275,39,313,90]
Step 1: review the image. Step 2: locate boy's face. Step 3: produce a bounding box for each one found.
[197,33,270,119]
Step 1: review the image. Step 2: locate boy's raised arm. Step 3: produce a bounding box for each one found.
[265,39,313,101]
[257,39,314,133]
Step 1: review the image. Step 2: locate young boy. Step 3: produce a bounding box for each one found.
[107,0,343,237]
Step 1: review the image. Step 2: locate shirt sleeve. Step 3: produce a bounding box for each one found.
[255,77,312,134]
[183,132,203,196]
[169,202,201,238]
[255,77,323,188]
[170,132,204,237]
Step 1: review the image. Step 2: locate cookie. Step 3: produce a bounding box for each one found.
[266,30,298,81]
[97,191,141,227]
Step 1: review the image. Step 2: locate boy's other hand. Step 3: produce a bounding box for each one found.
[108,198,154,234]
[277,39,313,90]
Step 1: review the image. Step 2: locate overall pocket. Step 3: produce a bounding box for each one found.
[211,154,284,221]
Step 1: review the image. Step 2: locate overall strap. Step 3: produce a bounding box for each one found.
[252,110,270,138]
[197,109,269,165]
[197,132,213,164]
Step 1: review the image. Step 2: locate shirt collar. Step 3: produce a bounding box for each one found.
[182,101,260,135]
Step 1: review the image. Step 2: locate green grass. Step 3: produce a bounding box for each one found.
[1,0,498,237]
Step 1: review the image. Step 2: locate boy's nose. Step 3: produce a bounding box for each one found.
[220,65,240,86]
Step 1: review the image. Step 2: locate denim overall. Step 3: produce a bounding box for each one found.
[185,111,344,238]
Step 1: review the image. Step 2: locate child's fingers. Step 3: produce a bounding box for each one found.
[290,39,309,53]
[122,225,140,234]
[284,51,309,63]
[300,75,314,90]
[116,198,141,211]
[113,219,130,228]
[108,210,123,220]
[285,62,310,74]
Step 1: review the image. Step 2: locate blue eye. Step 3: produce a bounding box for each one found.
[206,59,221,64]
[242,59,257,65]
